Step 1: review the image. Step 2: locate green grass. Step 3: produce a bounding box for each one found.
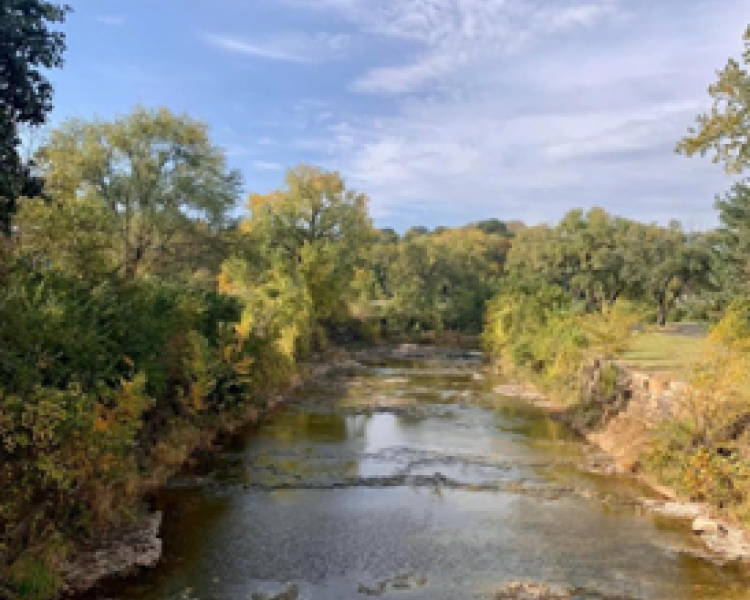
[619,326,707,378]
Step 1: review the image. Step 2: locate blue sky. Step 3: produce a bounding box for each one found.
[50,0,748,231]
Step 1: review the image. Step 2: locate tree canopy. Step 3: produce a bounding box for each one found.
[25,106,242,280]
[0,0,70,234]
[677,26,750,173]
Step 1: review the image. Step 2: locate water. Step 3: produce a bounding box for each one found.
[110,349,750,599]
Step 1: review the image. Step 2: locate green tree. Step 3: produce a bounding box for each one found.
[628,224,712,326]
[508,208,638,311]
[385,226,507,332]
[677,26,750,173]
[240,165,371,337]
[472,218,511,237]
[32,106,242,279]
[715,181,750,288]
[0,0,70,234]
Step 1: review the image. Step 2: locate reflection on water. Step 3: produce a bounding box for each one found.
[107,352,750,600]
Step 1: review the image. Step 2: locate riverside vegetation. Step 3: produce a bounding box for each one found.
[1,3,750,598]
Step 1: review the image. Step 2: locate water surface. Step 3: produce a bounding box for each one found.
[111,349,750,599]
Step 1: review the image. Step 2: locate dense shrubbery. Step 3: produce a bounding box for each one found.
[483,275,638,396]
[646,299,750,524]
[0,253,293,592]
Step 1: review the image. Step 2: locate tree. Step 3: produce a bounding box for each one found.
[473,218,511,237]
[715,181,750,288]
[676,26,750,173]
[33,106,242,279]
[385,227,507,332]
[508,208,637,311]
[628,224,712,326]
[0,0,70,234]
[241,165,371,328]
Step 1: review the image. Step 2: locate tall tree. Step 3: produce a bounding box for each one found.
[241,165,371,326]
[32,106,242,279]
[714,181,750,288]
[508,208,637,311]
[628,224,712,326]
[676,25,750,173]
[0,0,70,234]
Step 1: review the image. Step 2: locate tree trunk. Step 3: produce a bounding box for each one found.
[657,295,668,327]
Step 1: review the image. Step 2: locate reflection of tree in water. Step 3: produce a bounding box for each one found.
[493,404,572,443]
[266,411,349,444]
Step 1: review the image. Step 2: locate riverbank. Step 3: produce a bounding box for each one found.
[53,349,366,598]
[40,342,749,598]
[73,343,750,600]
[495,361,750,565]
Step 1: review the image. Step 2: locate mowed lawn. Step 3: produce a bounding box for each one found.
[618,323,708,379]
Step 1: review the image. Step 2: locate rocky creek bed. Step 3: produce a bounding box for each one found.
[79,345,750,600]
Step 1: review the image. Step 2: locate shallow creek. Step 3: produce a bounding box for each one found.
[110,348,750,599]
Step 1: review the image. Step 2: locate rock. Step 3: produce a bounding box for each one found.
[642,499,707,519]
[358,582,387,596]
[692,518,750,562]
[692,517,722,534]
[61,512,163,594]
[493,385,548,402]
[251,584,300,600]
[491,581,573,599]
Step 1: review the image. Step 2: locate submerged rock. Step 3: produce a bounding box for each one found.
[358,572,427,595]
[251,583,300,600]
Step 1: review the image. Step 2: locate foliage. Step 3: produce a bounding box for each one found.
[676,25,750,174]
[239,166,371,344]
[0,0,70,234]
[35,106,242,280]
[713,181,750,292]
[365,225,509,334]
[484,273,639,394]
[0,253,271,580]
[506,208,712,325]
[645,329,750,523]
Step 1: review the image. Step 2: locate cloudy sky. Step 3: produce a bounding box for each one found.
[51,0,748,230]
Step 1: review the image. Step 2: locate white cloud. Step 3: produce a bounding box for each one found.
[202,32,351,63]
[269,0,747,227]
[352,52,458,94]
[96,15,126,27]
[252,160,284,171]
[202,34,313,62]
[286,0,623,95]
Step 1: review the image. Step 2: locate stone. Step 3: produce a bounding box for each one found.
[61,512,163,594]
[491,581,573,599]
[692,517,722,535]
[642,499,707,519]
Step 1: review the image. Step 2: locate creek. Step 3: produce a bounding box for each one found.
[105,347,750,599]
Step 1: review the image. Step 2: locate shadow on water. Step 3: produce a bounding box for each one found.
[95,349,750,600]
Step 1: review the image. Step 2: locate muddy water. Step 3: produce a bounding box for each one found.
[114,349,749,599]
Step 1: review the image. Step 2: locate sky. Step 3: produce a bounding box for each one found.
[49,0,749,231]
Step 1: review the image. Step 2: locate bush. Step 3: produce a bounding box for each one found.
[645,305,750,524]
[0,257,284,577]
